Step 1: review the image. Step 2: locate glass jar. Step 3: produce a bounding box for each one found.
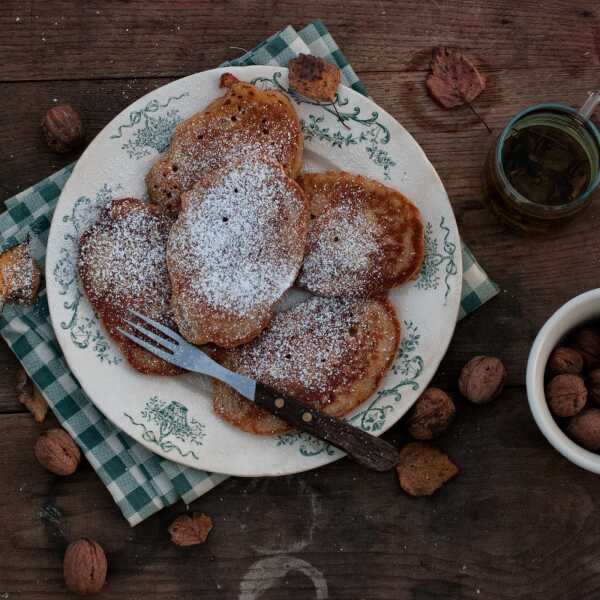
[483,103,600,233]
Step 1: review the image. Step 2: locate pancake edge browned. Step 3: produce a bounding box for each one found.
[77,197,183,376]
[145,74,304,217]
[212,297,401,435]
[297,171,425,297]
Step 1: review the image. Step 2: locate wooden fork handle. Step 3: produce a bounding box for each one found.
[254,383,400,472]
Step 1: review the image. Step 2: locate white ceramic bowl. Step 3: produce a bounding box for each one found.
[527,289,600,473]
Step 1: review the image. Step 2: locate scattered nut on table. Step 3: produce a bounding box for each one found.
[406,387,455,440]
[0,242,42,307]
[546,373,588,418]
[396,442,458,497]
[34,428,81,476]
[16,367,48,423]
[572,327,600,369]
[63,538,107,595]
[547,346,584,375]
[41,104,85,154]
[458,355,507,403]
[567,409,600,451]
[169,513,213,547]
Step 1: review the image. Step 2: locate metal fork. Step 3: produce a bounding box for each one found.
[118,310,400,472]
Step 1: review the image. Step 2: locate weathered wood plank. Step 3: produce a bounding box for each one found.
[1,3,600,597]
[0,344,21,412]
[1,66,598,198]
[2,390,600,599]
[0,0,598,82]
[0,66,598,399]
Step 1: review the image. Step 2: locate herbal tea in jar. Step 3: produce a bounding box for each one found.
[483,93,600,232]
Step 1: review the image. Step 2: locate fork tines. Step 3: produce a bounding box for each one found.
[116,310,181,359]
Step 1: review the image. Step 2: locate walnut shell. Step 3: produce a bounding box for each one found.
[568,409,600,451]
[34,428,81,476]
[588,370,600,405]
[547,346,584,375]
[169,513,213,547]
[458,356,507,403]
[546,373,587,417]
[63,538,107,595]
[573,327,600,369]
[41,104,84,154]
[406,387,455,440]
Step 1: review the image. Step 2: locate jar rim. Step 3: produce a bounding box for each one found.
[495,102,600,213]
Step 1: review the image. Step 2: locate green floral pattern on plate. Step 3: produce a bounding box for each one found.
[124,397,205,460]
[416,216,458,303]
[252,72,396,179]
[46,67,461,474]
[276,321,423,457]
[110,93,189,159]
[52,184,122,364]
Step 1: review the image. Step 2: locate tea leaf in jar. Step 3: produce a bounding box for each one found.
[502,124,592,206]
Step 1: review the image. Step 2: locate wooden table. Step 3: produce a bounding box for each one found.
[1,1,600,598]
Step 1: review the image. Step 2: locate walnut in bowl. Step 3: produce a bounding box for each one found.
[527,289,600,474]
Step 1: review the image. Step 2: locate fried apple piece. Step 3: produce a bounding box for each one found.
[288,54,341,102]
[0,242,41,306]
[396,442,458,496]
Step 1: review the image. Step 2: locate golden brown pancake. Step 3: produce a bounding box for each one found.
[297,171,425,298]
[167,159,309,349]
[78,198,182,375]
[212,295,400,435]
[146,73,303,217]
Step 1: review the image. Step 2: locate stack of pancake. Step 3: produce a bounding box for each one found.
[78,72,425,435]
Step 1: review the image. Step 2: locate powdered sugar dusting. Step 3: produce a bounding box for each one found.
[232,296,366,398]
[79,200,172,318]
[168,160,305,317]
[299,200,383,296]
[174,125,295,192]
[148,84,300,214]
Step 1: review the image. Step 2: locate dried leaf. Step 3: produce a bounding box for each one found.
[16,366,48,423]
[396,442,459,497]
[288,54,341,102]
[16,366,29,395]
[426,47,486,109]
[30,386,49,423]
[169,513,213,547]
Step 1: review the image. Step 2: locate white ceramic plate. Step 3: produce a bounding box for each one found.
[46,66,462,477]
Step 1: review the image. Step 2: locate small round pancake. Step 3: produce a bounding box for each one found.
[78,198,181,375]
[167,159,309,348]
[146,74,304,217]
[213,296,401,435]
[297,171,425,298]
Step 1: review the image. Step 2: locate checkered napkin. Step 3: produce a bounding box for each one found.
[0,21,498,526]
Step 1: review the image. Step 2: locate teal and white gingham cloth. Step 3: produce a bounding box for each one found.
[0,21,498,526]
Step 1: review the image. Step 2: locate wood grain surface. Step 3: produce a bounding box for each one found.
[1,0,600,598]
